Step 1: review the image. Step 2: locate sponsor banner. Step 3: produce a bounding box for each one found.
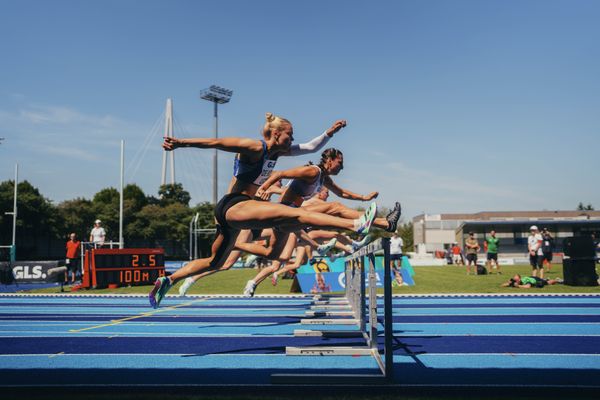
[294,272,345,294]
[296,256,387,274]
[9,261,63,283]
[294,256,416,293]
[294,270,393,294]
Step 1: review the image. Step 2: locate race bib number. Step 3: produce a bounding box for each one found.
[253,159,277,185]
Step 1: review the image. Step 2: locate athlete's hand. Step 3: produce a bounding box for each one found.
[364,192,379,200]
[162,136,182,151]
[255,186,271,201]
[325,120,347,137]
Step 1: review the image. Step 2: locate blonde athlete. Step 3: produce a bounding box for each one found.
[149,114,377,307]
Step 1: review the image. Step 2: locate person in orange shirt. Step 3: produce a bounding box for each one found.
[451,243,463,265]
[65,233,81,284]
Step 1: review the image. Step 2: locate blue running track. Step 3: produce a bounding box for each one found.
[0,293,599,388]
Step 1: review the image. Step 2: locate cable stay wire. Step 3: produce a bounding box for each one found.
[172,111,212,204]
[126,110,165,183]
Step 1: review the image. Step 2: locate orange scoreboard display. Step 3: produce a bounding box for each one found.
[82,248,165,289]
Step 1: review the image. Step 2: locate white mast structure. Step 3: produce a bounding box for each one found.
[160,98,175,186]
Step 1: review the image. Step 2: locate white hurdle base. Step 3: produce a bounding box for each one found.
[286,346,374,356]
[312,299,349,306]
[305,310,355,317]
[294,329,365,338]
[300,318,358,325]
[309,304,351,310]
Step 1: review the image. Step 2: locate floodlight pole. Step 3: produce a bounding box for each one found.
[200,85,233,205]
[212,102,218,206]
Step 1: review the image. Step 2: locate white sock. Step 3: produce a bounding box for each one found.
[353,219,360,230]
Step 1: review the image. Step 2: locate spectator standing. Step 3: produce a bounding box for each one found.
[541,228,555,271]
[89,219,106,248]
[485,230,501,274]
[451,242,463,265]
[465,232,480,275]
[65,233,81,284]
[390,232,405,285]
[528,225,544,279]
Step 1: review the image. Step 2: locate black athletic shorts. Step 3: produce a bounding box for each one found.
[390,254,403,261]
[530,254,544,268]
[487,253,498,261]
[210,193,252,269]
[466,253,477,263]
[214,193,252,229]
[67,258,79,273]
[532,276,548,288]
[542,252,553,263]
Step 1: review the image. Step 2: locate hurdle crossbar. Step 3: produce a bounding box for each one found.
[272,237,394,385]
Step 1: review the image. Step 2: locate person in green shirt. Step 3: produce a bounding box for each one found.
[485,230,501,274]
[500,274,563,288]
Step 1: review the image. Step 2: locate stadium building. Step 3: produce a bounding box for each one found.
[413,210,600,261]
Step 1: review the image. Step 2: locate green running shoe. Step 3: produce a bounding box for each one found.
[149,276,172,309]
[356,202,377,235]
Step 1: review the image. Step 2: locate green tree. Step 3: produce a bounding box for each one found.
[0,180,61,258]
[124,184,148,213]
[158,183,191,207]
[91,187,120,242]
[398,221,414,253]
[57,197,95,240]
[191,201,216,229]
[577,202,595,211]
[127,202,191,253]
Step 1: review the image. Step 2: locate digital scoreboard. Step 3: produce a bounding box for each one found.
[83,248,165,289]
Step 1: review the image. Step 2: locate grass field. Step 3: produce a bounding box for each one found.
[24,263,600,295]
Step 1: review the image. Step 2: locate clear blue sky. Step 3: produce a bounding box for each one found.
[1,0,598,221]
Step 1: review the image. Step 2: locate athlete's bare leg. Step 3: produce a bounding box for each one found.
[249,232,295,286]
[302,202,389,230]
[275,245,311,278]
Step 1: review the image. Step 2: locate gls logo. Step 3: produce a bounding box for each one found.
[12,265,47,280]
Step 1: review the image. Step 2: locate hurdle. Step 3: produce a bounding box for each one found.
[272,237,394,384]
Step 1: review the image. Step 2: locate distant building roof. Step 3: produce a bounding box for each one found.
[414,210,600,223]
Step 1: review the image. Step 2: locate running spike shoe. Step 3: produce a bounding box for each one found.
[317,238,337,256]
[356,202,377,235]
[385,201,402,232]
[178,277,195,297]
[149,276,172,309]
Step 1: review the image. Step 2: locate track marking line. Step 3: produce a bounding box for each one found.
[68,299,207,333]
[48,352,64,358]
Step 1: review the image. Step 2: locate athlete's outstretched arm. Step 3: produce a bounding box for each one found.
[283,120,347,156]
[323,175,378,201]
[255,165,320,200]
[163,136,263,157]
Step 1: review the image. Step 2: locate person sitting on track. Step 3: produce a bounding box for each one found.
[500,274,563,289]
[150,113,378,308]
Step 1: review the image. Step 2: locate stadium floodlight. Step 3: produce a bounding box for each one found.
[200,85,233,104]
[200,85,233,205]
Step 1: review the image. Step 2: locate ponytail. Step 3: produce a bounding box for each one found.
[262,112,291,138]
